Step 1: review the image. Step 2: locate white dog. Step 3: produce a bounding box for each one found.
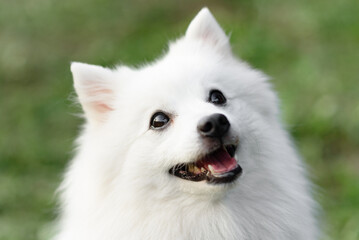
[54,8,319,240]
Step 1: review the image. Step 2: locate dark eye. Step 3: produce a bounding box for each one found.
[209,90,226,105]
[150,112,170,129]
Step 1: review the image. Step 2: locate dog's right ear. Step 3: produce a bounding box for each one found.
[71,62,115,125]
[186,7,230,54]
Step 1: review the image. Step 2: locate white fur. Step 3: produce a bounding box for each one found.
[54,8,319,240]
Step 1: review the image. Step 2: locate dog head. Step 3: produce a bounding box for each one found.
[71,8,279,198]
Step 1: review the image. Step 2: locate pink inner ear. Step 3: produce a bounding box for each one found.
[90,88,113,95]
[94,103,114,113]
[201,30,220,45]
[87,88,114,113]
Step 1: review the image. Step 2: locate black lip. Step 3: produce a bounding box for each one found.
[168,144,242,184]
[225,144,237,158]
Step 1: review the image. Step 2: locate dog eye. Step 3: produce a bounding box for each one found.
[150,112,170,129]
[209,90,226,105]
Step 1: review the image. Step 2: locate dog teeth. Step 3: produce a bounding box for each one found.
[188,163,194,173]
[208,164,215,173]
[193,166,201,174]
[187,164,203,174]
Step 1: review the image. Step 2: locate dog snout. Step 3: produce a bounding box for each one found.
[197,113,230,138]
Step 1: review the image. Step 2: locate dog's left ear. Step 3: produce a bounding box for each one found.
[71,62,116,126]
[186,7,231,53]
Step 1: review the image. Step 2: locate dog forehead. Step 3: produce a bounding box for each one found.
[132,61,207,98]
[117,64,217,120]
[142,50,229,88]
[133,69,204,108]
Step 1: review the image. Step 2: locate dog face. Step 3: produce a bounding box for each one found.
[71,8,279,197]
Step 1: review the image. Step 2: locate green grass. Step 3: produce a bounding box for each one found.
[0,0,358,239]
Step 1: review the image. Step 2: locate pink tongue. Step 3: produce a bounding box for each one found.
[202,149,237,174]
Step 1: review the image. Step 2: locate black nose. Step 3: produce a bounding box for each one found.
[197,113,230,138]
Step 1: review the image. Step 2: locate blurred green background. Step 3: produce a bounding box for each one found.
[0,0,358,239]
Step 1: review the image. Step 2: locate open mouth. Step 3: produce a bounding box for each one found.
[169,145,242,184]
